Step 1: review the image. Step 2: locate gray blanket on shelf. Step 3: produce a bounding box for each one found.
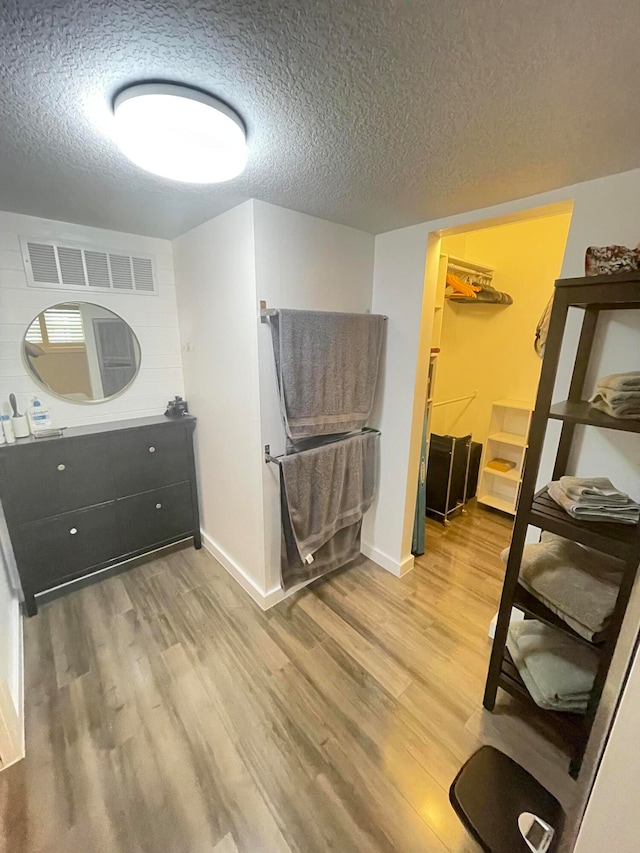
[501,532,624,641]
[270,308,385,440]
[507,620,599,714]
[279,431,378,589]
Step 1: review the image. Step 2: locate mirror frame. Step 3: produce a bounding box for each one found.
[22,301,142,405]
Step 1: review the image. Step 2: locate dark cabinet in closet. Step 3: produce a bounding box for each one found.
[0,415,200,615]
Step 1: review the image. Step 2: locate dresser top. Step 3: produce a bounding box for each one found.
[0,414,196,450]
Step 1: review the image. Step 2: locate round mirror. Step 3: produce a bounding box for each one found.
[23,302,141,403]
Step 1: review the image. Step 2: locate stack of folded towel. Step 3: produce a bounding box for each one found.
[501,532,623,641]
[589,371,640,420]
[548,476,640,525]
[507,620,599,714]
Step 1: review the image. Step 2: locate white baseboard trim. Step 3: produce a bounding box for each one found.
[0,678,23,770]
[200,530,272,610]
[361,542,414,577]
[201,529,321,611]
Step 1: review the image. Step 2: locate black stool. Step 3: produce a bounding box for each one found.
[449,746,564,853]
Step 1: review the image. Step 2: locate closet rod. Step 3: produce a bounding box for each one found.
[432,391,478,408]
[259,301,388,323]
[264,428,381,465]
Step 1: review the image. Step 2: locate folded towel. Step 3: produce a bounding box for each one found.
[507,620,598,714]
[593,372,640,392]
[501,532,623,641]
[559,476,631,505]
[589,387,640,420]
[548,481,640,524]
[270,309,385,441]
[279,431,378,589]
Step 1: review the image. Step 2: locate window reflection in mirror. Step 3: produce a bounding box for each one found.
[23,302,141,403]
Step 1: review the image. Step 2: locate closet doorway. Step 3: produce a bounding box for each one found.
[413,203,573,561]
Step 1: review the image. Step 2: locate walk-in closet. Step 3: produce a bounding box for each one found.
[413,208,573,555]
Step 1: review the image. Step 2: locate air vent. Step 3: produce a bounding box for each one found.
[20,237,157,296]
[57,246,86,287]
[84,251,111,288]
[27,242,59,284]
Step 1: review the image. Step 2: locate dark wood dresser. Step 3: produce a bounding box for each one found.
[0,415,200,615]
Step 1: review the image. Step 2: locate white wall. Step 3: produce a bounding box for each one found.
[253,200,375,596]
[172,199,375,603]
[0,211,183,428]
[0,500,21,739]
[173,202,268,597]
[361,225,434,575]
[574,641,640,853]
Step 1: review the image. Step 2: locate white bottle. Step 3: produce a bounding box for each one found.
[27,397,53,436]
[0,420,5,444]
[1,411,16,444]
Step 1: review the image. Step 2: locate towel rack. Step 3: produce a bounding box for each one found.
[265,428,381,465]
[432,391,478,408]
[259,301,388,323]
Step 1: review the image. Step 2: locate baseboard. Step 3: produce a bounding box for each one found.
[361,542,414,577]
[201,530,364,611]
[200,530,272,609]
[0,678,23,770]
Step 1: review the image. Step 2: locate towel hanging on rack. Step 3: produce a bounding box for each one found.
[269,308,385,440]
[279,430,379,589]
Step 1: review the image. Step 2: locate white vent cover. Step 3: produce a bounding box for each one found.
[20,237,157,296]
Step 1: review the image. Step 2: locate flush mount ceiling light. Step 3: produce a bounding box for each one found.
[112,83,248,183]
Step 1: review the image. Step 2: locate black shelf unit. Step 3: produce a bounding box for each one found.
[483,271,640,778]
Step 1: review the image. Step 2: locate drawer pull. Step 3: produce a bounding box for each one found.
[69,527,78,535]
[148,446,156,453]
[155,503,162,509]
[57,463,66,471]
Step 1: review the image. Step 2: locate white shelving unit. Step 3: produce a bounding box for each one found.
[477,399,533,515]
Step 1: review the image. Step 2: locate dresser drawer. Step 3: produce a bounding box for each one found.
[111,425,189,495]
[2,439,115,522]
[116,481,194,554]
[18,503,119,592]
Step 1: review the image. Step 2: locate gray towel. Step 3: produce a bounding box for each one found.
[270,309,385,440]
[548,480,640,524]
[501,532,623,641]
[559,476,631,505]
[593,371,640,392]
[279,431,378,589]
[589,387,640,420]
[507,620,598,714]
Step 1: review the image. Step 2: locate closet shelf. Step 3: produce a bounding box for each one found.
[549,400,640,434]
[487,431,528,447]
[513,584,603,650]
[477,493,516,514]
[482,465,520,482]
[528,488,640,562]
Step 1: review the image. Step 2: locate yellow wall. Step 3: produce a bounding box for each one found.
[431,211,572,446]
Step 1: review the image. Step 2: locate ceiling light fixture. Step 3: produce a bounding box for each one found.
[112,83,248,184]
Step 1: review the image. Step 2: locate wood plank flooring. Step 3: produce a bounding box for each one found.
[4,502,581,852]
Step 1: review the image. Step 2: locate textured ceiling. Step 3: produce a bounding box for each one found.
[1,0,640,239]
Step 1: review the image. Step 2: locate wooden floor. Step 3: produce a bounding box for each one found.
[4,502,581,852]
